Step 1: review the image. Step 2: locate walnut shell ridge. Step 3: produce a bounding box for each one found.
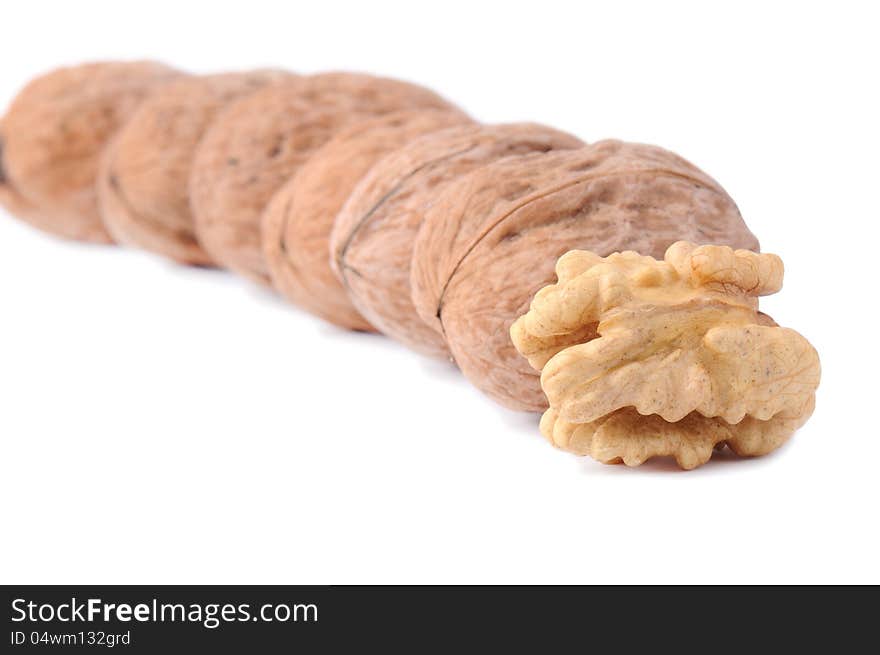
[330,123,584,356]
[189,73,458,283]
[262,108,472,330]
[98,70,289,265]
[512,242,821,469]
[0,61,182,243]
[410,140,760,411]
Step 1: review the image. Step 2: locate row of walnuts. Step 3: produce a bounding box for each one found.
[0,61,820,469]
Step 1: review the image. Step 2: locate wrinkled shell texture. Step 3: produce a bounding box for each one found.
[98,70,288,265]
[330,123,584,356]
[511,242,821,468]
[410,140,761,411]
[190,73,457,282]
[262,108,472,330]
[0,61,181,242]
[0,117,43,225]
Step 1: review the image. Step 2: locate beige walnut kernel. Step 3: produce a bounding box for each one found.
[511,241,820,469]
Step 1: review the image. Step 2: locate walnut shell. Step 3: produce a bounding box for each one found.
[410,140,761,411]
[0,61,181,242]
[262,109,472,330]
[512,242,820,468]
[0,117,43,226]
[330,123,584,356]
[189,73,458,283]
[97,70,290,265]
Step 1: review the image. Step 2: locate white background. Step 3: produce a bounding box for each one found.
[1,1,877,584]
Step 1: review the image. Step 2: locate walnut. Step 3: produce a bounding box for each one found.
[189,73,458,283]
[511,242,821,468]
[410,140,760,411]
[97,70,289,265]
[329,123,584,356]
[262,109,472,331]
[0,116,44,227]
[0,61,181,243]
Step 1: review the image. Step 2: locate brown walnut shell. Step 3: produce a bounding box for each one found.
[0,61,181,242]
[329,123,584,357]
[262,109,473,331]
[0,116,43,226]
[189,73,457,283]
[409,140,761,411]
[97,70,290,265]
